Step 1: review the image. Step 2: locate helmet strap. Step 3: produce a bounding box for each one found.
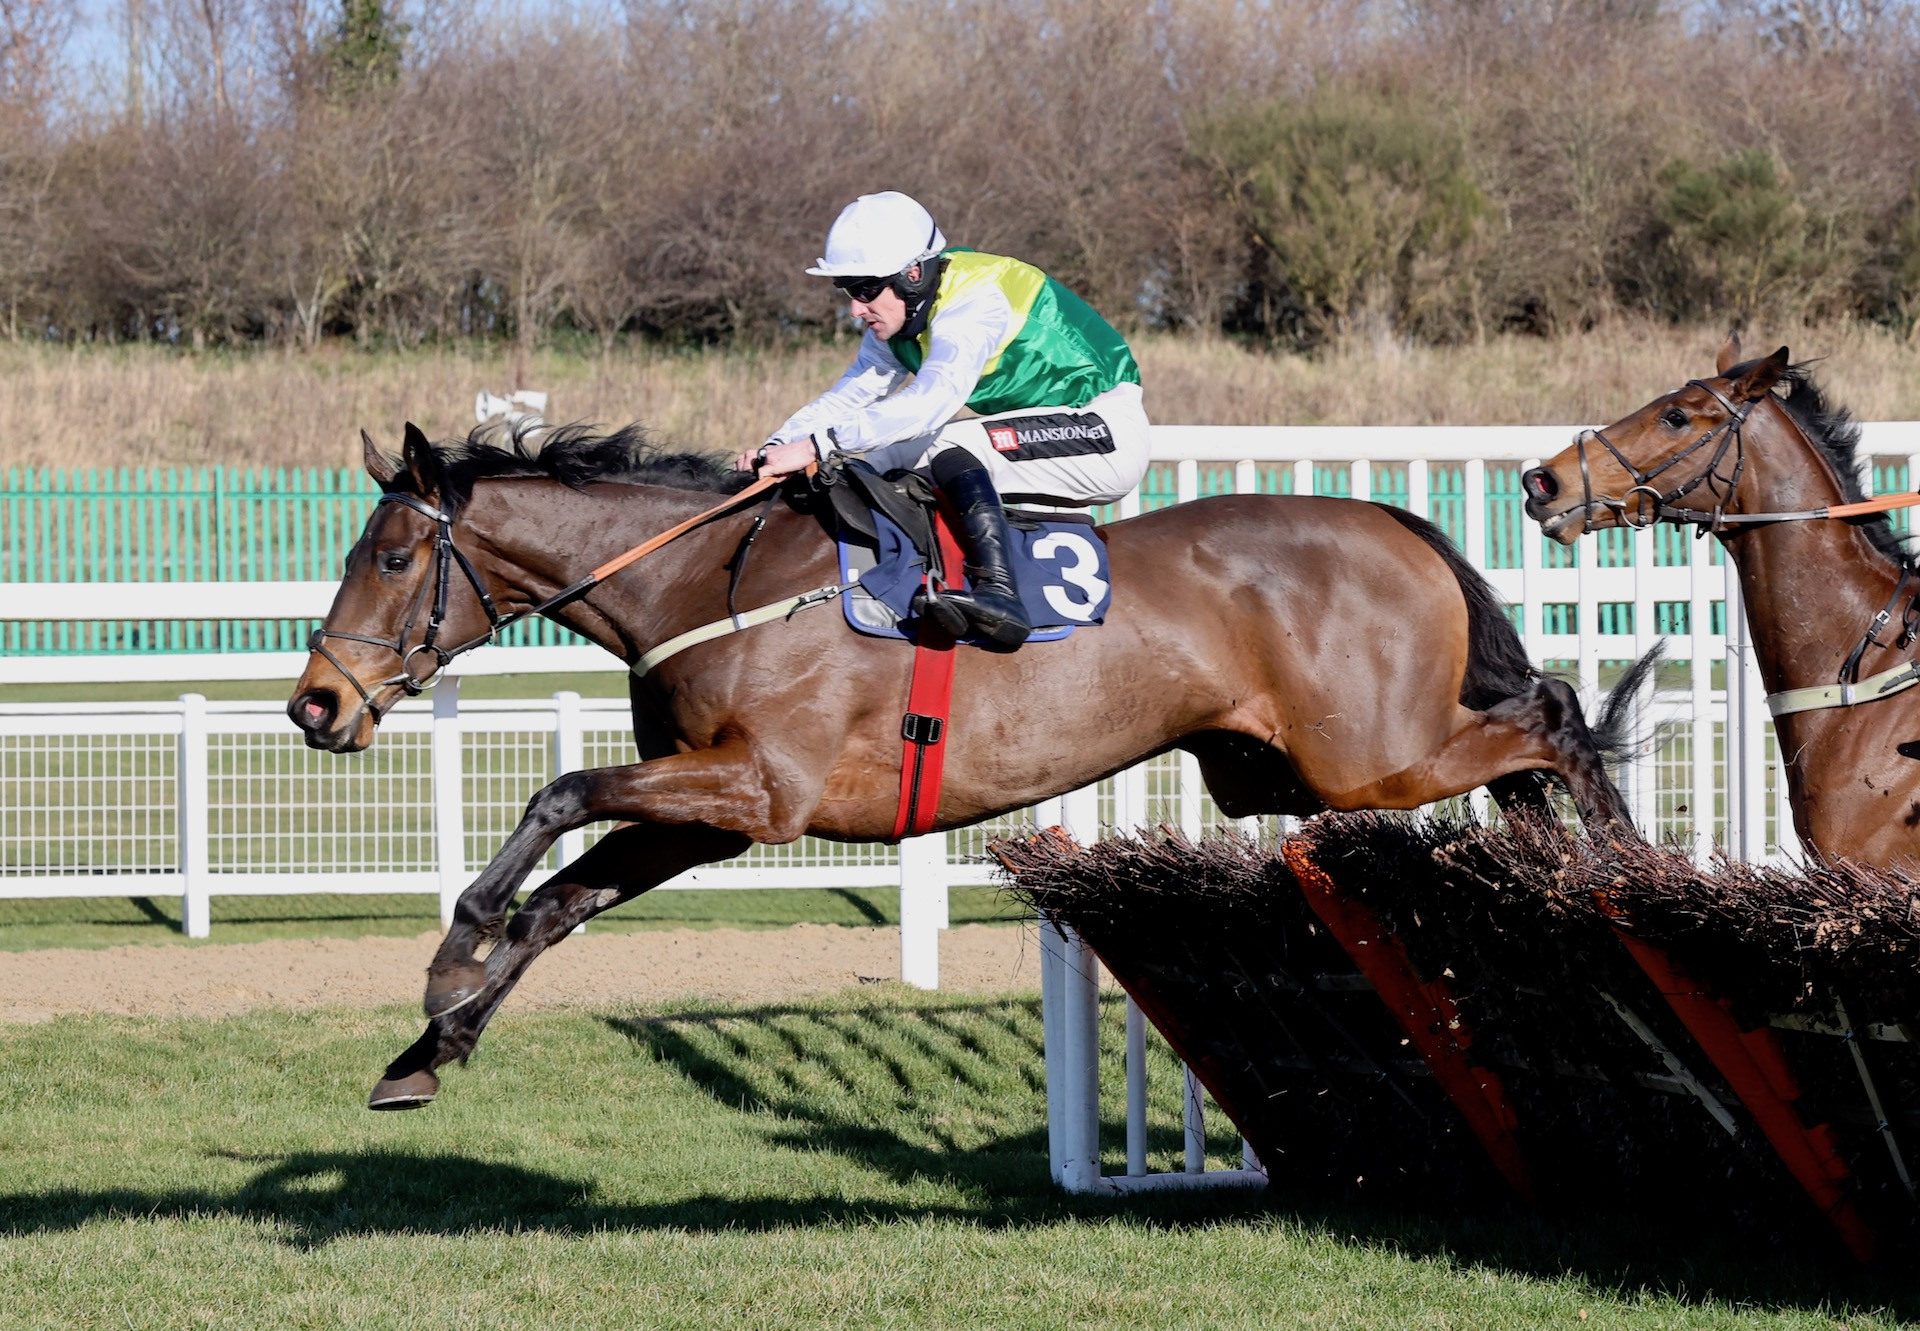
[893,254,946,339]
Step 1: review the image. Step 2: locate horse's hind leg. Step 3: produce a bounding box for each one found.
[371,820,749,1109]
[1323,677,1632,830]
[1509,677,1634,827]
[1486,771,1553,819]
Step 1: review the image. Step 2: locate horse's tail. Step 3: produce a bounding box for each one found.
[1375,505,1537,710]
[1587,640,1666,759]
[1376,503,1662,763]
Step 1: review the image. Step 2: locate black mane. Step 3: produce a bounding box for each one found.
[395,422,757,509]
[1738,359,1914,570]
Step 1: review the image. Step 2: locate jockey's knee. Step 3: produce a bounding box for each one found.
[930,447,990,488]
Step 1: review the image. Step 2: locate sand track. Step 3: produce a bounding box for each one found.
[0,923,1037,1023]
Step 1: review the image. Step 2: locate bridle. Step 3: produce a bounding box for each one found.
[306,492,510,717]
[309,474,784,721]
[1567,378,1920,715]
[1573,378,1757,533]
[1572,375,1920,533]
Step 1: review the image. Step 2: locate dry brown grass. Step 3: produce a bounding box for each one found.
[6,320,1918,471]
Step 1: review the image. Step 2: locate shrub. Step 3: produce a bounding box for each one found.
[1192,89,1488,348]
[1654,148,1862,324]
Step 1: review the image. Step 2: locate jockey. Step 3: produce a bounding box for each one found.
[738,191,1151,648]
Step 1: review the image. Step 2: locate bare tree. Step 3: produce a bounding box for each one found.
[0,0,71,337]
[3,0,1920,346]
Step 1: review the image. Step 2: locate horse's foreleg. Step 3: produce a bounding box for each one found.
[424,742,798,1019]
[1322,679,1634,831]
[372,820,750,1109]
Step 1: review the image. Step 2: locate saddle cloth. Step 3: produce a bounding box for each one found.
[837,507,1113,643]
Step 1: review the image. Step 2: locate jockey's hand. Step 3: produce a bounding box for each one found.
[736,438,818,478]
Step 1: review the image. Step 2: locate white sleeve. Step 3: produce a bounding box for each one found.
[775,333,906,442]
[808,284,1012,454]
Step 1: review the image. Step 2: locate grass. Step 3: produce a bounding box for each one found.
[0,991,1907,1330]
[10,319,1920,471]
[0,884,1026,952]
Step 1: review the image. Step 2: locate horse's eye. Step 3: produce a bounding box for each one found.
[1662,408,1689,429]
[380,551,409,574]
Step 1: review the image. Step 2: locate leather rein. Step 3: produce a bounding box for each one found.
[309,475,783,716]
[1572,379,1920,716]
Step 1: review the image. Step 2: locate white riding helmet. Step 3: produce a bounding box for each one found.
[806,192,946,278]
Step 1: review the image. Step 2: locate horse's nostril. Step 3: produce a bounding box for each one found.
[1522,467,1557,502]
[291,691,337,733]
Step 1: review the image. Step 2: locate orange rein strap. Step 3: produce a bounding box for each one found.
[1825,492,1920,519]
[471,469,789,653]
[586,471,783,582]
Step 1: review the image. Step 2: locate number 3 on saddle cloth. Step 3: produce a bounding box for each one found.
[813,458,1114,836]
[836,506,1114,642]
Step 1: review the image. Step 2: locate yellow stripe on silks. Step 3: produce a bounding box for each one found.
[632,585,849,679]
[1767,658,1920,716]
[888,249,1138,415]
[914,251,1047,379]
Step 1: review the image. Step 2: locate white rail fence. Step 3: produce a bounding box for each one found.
[0,685,967,981]
[10,421,1920,1192]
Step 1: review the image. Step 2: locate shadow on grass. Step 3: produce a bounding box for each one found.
[129,896,173,928]
[825,887,888,925]
[0,995,1915,1319]
[5,1140,1911,1319]
[609,998,1920,1319]
[0,1146,1060,1248]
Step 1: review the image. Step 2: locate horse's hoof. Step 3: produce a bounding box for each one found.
[368,1068,439,1110]
[423,961,487,1019]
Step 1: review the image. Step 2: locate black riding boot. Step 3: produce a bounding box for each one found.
[924,453,1032,649]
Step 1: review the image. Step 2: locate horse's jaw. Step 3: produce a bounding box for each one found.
[1531,501,1601,545]
[304,715,379,754]
[288,689,383,753]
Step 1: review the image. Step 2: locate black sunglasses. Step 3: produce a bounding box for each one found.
[833,275,892,303]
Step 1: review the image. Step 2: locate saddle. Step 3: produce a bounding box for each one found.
[806,457,1111,838]
[809,456,1111,643]
[816,456,948,575]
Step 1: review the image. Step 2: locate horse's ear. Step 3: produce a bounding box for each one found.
[401,422,440,498]
[362,430,400,488]
[1729,346,1791,402]
[1715,330,1742,374]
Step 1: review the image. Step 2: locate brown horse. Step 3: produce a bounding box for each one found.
[1522,335,1920,867]
[291,423,1642,1109]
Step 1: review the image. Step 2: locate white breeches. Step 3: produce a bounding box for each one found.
[855,382,1151,505]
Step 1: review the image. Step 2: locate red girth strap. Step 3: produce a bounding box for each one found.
[892,513,965,840]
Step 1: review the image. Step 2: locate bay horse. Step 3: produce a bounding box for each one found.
[1521,335,1920,867]
[290,422,1643,1109]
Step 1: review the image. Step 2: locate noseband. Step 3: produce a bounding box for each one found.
[1573,379,1756,533]
[306,492,505,714]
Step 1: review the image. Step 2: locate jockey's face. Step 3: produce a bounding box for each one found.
[844,264,916,339]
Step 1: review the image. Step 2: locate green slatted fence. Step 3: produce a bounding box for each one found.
[1,467,590,655]
[6,456,1911,657]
